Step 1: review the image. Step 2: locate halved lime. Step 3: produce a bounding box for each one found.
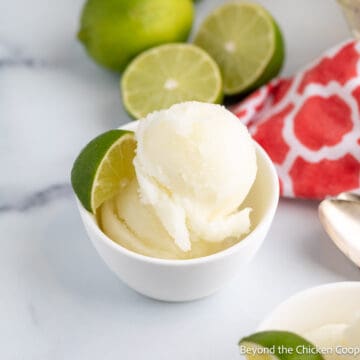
[121,43,223,119]
[239,331,324,360]
[71,130,136,213]
[194,2,284,95]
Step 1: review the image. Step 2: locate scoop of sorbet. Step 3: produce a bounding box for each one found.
[134,102,257,251]
[101,101,257,258]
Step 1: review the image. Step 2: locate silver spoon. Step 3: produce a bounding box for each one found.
[337,192,360,202]
[319,196,360,267]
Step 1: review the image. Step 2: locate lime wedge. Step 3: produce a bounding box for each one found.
[121,43,223,119]
[239,331,324,360]
[194,2,284,95]
[71,130,136,213]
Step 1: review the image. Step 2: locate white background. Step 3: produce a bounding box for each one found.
[0,0,359,359]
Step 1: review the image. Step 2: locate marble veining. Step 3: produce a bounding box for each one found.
[0,45,68,215]
[0,43,124,213]
[0,57,46,67]
[0,183,71,214]
[0,48,71,215]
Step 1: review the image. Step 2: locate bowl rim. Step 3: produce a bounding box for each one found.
[77,120,279,267]
[258,281,360,330]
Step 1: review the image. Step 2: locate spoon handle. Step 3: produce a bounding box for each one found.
[337,192,360,202]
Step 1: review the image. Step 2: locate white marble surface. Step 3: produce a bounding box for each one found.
[1,0,359,359]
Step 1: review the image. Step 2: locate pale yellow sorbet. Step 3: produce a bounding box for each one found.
[304,316,360,360]
[99,102,258,260]
[99,179,240,259]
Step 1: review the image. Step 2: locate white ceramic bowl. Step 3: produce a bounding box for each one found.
[259,282,360,333]
[76,121,279,302]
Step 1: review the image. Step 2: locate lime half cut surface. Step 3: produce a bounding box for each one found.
[239,331,324,360]
[71,130,136,213]
[194,2,284,95]
[121,43,223,119]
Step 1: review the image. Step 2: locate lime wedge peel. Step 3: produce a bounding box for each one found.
[239,331,324,360]
[121,43,223,119]
[71,130,136,213]
[194,1,284,95]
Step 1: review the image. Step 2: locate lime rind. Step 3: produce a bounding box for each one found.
[246,19,284,93]
[194,1,284,95]
[239,331,324,360]
[71,130,136,213]
[121,43,223,119]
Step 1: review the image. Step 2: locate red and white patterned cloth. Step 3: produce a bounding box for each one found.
[231,40,360,199]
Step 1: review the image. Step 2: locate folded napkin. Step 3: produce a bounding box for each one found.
[231,40,360,199]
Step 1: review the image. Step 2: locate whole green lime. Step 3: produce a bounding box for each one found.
[78,0,194,72]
